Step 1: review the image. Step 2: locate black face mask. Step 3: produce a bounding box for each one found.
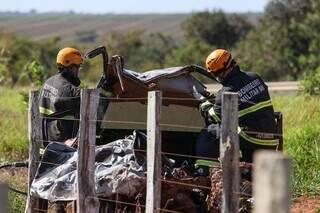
[211,69,227,83]
[60,69,81,87]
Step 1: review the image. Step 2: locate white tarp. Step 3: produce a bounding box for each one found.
[31,131,147,201]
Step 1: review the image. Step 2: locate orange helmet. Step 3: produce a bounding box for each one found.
[56,47,83,67]
[206,49,233,73]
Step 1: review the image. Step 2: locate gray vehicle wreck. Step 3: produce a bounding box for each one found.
[31,47,215,202]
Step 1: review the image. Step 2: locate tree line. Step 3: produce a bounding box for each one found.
[0,0,319,94]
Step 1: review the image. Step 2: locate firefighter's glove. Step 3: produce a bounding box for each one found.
[192,86,206,101]
[65,137,78,148]
[207,92,216,103]
[193,165,209,177]
[207,124,220,139]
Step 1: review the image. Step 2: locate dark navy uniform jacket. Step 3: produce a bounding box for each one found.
[39,71,81,145]
[199,66,278,147]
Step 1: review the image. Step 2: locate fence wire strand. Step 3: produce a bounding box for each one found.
[160,179,211,190]
[39,91,276,108]
[38,94,283,138]
[41,92,269,106]
[37,116,283,137]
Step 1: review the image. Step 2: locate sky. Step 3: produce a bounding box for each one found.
[2,0,270,14]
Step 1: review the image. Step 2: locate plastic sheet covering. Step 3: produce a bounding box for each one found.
[31,131,147,202]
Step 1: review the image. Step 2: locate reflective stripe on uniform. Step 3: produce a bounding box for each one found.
[40,148,45,155]
[238,127,279,146]
[208,108,221,123]
[195,159,220,167]
[239,99,272,118]
[206,99,272,123]
[39,106,54,115]
[239,150,243,158]
[39,107,75,120]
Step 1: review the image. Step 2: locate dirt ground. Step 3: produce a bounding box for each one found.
[1,168,320,212]
[0,168,28,189]
[291,196,320,213]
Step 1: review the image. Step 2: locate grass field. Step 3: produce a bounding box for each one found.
[0,87,29,213]
[0,87,29,161]
[273,95,320,196]
[0,87,319,212]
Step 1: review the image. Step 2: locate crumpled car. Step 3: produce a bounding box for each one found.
[31,47,216,201]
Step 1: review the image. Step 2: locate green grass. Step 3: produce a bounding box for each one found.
[0,88,29,212]
[273,95,320,196]
[0,87,29,161]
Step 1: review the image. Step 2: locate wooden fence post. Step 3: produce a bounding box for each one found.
[253,151,291,213]
[77,89,100,213]
[146,91,162,213]
[0,182,9,213]
[220,92,240,213]
[25,90,42,213]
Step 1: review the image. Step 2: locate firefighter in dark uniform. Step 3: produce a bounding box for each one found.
[39,47,83,147]
[194,49,279,172]
[38,47,84,212]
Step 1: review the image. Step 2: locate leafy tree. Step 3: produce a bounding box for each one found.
[228,14,253,42]
[299,0,320,94]
[182,10,252,48]
[0,33,30,86]
[105,29,144,68]
[164,39,214,83]
[103,30,175,71]
[26,60,45,86]
[164,38,212,67]
[234,0,318,81]
[0,33,59,87]
[131,33,176,71]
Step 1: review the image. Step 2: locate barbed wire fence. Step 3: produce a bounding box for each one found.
[15,88,292,213]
